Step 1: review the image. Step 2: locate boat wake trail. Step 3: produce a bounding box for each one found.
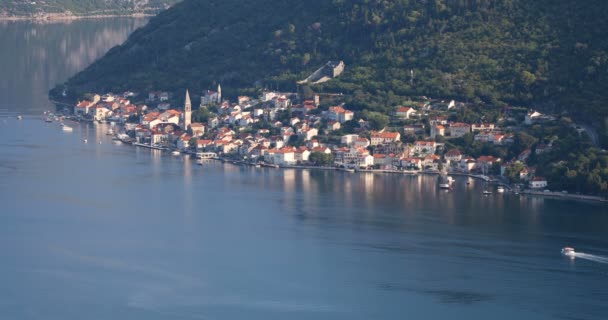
[574,252,608,264]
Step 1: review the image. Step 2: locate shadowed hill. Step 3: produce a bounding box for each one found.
[52,0,608,137]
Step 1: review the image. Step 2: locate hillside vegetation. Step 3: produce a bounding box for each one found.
[53,0,608,142]
[0,0,178,17]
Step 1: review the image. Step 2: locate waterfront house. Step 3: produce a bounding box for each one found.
[530,176,548,189]
[74,100,96,116]
[400,157,422,170]
[445,149,462,163]
[266,147,296,165]
[177,135,192,150]
[295,147,311,163]
[373,154,388,166]
[458,157,477,172]
[311,146,332,154]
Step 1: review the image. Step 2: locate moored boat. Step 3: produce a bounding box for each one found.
[438,172,453,189]
[17,115,22,120]
[172,150,181,156]
[62,125,73,132]
[497,185,505,193]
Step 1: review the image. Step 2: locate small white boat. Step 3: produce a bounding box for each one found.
[17,115,23,120]
[561,247,575,258]
[44,117,53,123]
[62,126,73,132]
[172,150,180,156]
[83,139,88,143]
[98,141,102,144]
[497,186,505,193]
[483,190,492,195]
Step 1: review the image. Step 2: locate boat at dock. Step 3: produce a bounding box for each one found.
[260,162,279,168]
[62,126,73,132]
[497,185,505,193]
[438,170,454,189]
[483,190,492,195]
[172,150,181,156]
[133,142,169,150]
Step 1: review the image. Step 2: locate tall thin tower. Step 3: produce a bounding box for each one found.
[217,84,222,103]
[184,89,192,130]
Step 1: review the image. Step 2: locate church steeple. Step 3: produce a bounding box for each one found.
[184,89,192,130]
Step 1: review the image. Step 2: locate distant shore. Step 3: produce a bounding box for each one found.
[0,13,153,22]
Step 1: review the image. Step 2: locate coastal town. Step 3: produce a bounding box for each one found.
[57,82,603,200]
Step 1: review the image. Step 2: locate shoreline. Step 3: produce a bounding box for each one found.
[0,13,153,22]
[53,117,608,205]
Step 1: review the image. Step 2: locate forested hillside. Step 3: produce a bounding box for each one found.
[0,0,178,17]
[52,0,608,141]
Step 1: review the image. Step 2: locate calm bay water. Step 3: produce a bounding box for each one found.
[1,19,608,320]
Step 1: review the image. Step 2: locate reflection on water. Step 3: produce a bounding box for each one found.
[0,18,147,114]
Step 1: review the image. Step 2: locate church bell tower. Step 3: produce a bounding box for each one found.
[184,89,192,130]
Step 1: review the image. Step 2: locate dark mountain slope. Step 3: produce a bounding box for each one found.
[53,0,608,135]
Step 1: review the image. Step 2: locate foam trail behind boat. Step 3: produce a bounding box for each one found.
[573,252,608,264]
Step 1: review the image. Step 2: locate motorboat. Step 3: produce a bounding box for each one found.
[44,117,53,123]
[483,190,492,195]
[172,150,181,156]
[438,174,453,189]
[561,247,575,258]
[16,115,22,120]
[497,186,505,193]
[83,139,88,143]
[62,125,73,132]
